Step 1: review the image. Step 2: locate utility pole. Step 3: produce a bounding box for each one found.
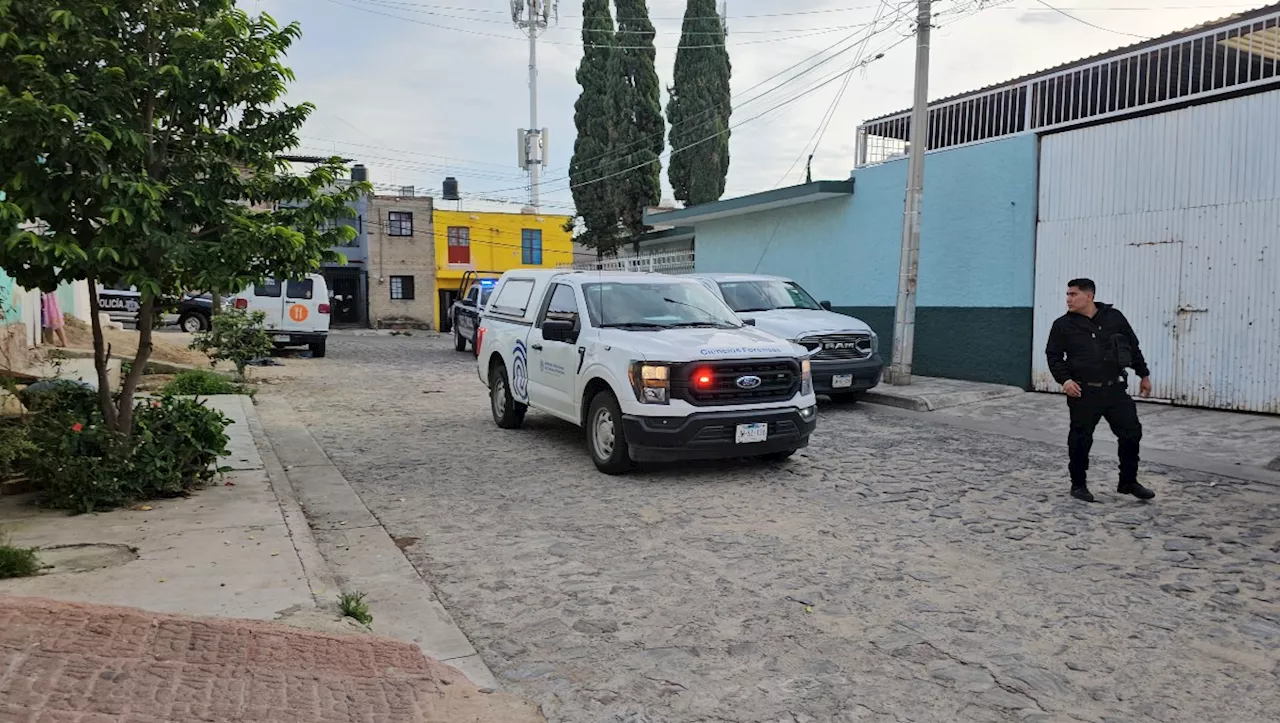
[886,0,932,386]
[513,1,556,210]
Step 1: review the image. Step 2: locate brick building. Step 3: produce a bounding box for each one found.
[366,192,436,329]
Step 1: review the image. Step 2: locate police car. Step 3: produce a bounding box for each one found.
[476,269,818,474]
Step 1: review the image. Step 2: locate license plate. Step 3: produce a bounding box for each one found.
[272,334,291,343]
[735,423,768,444]
[832,374,854,389]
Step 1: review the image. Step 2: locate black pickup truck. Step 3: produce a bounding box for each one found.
[450,271,500,354]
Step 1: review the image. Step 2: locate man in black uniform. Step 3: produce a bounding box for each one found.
[1045,279,1156,503]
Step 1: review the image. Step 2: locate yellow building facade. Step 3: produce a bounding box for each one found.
[432,209,574,330]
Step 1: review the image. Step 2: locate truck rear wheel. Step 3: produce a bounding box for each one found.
[453,324,467,352]
[490,360,526,429]
[587,390,632,475]
[309,340,327,358]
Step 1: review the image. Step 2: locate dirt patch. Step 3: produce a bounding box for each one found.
[37,543,138,573]
[62,316,212,368]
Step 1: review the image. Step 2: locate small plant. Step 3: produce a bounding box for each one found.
[190,309,273,381]
[162,369,247,397]
[338,591,373,626]
[0,529,40,579]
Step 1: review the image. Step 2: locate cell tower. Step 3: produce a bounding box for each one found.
[513,1,557,210]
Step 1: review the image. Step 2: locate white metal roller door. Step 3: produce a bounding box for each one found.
[1033,90,1280,413]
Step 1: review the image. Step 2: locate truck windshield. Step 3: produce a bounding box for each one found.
[716,280,822,313]
[582,282,742,329]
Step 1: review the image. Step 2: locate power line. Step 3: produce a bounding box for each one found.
[1028,0,1152,38]
[321,0,862,50]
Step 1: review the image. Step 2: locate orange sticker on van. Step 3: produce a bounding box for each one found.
[289,304,309,323]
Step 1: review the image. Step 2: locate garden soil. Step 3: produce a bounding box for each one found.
[61,316,211,368]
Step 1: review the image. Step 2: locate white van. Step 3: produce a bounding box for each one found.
[231,273,331,358]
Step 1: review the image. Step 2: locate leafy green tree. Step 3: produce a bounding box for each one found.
[612,0,664,244]
[0,0,364,435]
[667,0,731,206]
[567,0,623,254]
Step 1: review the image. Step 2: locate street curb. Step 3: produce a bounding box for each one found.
[861,384,1025,412]
[252,395,500,690]
[241,396,341,608]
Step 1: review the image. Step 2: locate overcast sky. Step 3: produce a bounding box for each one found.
[244,0,1256,214]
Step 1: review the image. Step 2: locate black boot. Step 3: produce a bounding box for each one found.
[1118,480,1155,500]
[1070,485,1097,503]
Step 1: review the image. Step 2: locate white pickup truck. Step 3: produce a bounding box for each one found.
[476,270,818,474]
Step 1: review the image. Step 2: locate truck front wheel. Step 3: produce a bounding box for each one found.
[587,390,632,475]
[453,322,467,352]
[490,360,526,429]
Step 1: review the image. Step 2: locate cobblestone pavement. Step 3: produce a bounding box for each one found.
[264,334,1280,723]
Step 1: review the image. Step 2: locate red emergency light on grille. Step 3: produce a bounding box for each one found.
[693,368,714,389]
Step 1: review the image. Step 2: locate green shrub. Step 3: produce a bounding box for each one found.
[25,395,231,513]
[0,538,41,579]
[338,591,373,626]
[0,417,36,480]
[190,309,273,381]
[162,369,246,397]
[19,379,100,418]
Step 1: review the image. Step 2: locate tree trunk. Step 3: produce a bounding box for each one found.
[114,295,157,435]
[210,292,222,316]
[85,279,120,430]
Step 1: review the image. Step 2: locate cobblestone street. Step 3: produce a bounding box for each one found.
[264,333,1280,723]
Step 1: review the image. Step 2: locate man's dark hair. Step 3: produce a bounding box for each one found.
[1067,278,1096,294]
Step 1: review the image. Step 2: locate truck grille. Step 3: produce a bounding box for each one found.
[671,359,800,406]
[800,334,873,361]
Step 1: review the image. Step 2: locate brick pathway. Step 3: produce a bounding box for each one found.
[0,596,543,723]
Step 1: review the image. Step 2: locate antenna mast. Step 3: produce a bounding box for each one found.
[513,1,557,210]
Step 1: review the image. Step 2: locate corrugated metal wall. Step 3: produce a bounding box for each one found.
[1034,90,1280,413]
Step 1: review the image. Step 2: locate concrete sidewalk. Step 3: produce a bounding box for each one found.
[0,396,333,621]
[861,375,1025,411]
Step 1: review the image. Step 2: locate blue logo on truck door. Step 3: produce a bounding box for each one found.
[512,340,529,401]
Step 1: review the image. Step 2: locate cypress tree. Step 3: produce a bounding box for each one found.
[567,0,622,253]
[612,0,664,243]
[667,0,731,206]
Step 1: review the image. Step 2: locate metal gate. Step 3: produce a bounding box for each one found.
[1033,90,1280,413]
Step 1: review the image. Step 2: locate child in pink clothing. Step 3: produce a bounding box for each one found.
[41,292,68,347]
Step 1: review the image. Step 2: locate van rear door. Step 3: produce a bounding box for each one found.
[280,277,321,335]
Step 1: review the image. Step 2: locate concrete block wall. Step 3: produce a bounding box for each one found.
[695,134,1040,388]
[367,195,437,329]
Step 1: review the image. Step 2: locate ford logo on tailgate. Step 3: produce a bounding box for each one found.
[735,375,763,390]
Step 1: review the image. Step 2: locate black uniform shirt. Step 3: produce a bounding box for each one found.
[1045,303,1150,385]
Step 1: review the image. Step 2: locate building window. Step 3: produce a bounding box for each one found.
[447,226,471,264]
[521,229,543,265]
[389,276,415,300]
[388,211,413,237]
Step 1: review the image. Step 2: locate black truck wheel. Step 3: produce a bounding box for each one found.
[587,390,633,475]
[490,360,527,429]
[453,322,468,352]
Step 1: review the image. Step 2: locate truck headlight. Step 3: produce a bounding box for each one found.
[629,362,670,405]
[870,331,879,354]
[801,358,813,396]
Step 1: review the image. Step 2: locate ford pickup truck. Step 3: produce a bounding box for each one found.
[476,269,818,474]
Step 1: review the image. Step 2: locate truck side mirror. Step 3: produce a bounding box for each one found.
[820,300,833,311]
[542,318,577,343]
[742,318,757,326]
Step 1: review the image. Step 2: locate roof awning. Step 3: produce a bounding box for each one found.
[643,179,854,227]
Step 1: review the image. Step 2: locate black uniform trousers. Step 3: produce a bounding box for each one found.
[1067,382,1142,487]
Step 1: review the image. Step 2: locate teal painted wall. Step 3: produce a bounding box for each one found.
[0,268,18,323]
[694,134,1040,388]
